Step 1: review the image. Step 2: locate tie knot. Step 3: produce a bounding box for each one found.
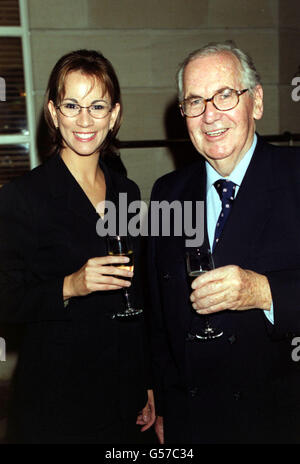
[214,179,236,203]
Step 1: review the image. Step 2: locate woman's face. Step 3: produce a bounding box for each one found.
[48,70,120,159]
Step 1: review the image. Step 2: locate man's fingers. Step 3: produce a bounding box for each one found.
[191,288,230,310]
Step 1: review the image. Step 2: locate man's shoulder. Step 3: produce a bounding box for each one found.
[256,136,300,179]
[257,136,300,160]
[268,142,300,174]
[151,160,204,200]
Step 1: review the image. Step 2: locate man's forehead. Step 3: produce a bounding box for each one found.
[183,53,242,96]
[186,51,240,72]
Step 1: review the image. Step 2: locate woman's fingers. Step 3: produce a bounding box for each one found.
[64,255,135,298]
[101,265,133,277]
[89,255,130,266]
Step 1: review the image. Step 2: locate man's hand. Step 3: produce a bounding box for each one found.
[190,265,272,314]
[136,389,156,432]
[154,415,164,444]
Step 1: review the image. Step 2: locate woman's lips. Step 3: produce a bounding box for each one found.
[73,132,97,142]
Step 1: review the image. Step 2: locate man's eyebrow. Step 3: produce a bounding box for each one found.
[184,93,203,101]
[184,87,232,101]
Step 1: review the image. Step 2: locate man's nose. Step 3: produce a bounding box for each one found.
[76,108,94,126]
[202,101,220,124]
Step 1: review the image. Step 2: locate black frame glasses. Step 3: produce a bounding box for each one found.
[56,102,113,119]
[179,88,249,118]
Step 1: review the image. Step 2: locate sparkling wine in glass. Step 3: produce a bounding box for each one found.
[186,249,223,340]
[107,235,143,319]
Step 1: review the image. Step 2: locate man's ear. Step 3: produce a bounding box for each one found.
[252,85,264,121]
[48,100,59,128]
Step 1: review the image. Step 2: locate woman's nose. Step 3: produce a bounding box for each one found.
[76,108,94,126]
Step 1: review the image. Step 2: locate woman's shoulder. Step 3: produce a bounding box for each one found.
[0,157,54,209]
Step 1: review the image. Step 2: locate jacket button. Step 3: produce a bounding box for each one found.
[189,387,198,397]
[186,332,196,342]
[228,334,236,344]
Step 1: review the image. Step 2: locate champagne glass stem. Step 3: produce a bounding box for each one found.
[123,288,132,311]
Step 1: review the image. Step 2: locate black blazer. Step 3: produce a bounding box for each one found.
[0,154,148,443]
[148,136,300,443]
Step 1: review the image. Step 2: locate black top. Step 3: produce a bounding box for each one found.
[0,154,149,443]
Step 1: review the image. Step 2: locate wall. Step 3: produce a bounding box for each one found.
[28,0,299,201]
[278,0,300,135]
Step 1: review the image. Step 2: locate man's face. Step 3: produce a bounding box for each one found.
[182,52,263,176]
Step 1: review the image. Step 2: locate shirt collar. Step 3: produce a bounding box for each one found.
[206,133,257,193]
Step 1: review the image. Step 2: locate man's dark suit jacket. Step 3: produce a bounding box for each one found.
[148,135,300,444]
[0,153,148,443]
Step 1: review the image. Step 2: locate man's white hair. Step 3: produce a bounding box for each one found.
[177,40,261,101]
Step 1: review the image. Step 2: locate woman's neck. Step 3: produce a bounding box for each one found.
[61,150,102,187]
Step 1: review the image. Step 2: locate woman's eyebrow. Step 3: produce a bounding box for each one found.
[61,97,109,104]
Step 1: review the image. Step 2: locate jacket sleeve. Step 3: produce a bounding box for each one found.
[0,182,70,324]
[265,268,300,338]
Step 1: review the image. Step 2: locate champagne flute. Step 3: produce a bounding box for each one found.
[107,235,143,318]
[186,248,223,340]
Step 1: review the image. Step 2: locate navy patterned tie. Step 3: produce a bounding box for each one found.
[212,179,237,251]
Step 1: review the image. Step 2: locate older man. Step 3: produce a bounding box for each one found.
[148,42,300,444]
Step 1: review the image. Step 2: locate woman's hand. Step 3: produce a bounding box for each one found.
[136,389,156,432]
[63,255,133,299]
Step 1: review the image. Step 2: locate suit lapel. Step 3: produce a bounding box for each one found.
[45,153,116,226]
[178,160,210,254]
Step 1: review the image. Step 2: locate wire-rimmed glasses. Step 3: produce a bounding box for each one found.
[179,87,248,118]
[56,101,112,119]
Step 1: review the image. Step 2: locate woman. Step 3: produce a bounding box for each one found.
[0,50,155,443]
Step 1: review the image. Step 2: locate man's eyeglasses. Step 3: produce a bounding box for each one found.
[179,88,249,118]
[56,102,112,119]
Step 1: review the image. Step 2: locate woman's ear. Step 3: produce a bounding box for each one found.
[48,100,59,128]
[109,102,121,131]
